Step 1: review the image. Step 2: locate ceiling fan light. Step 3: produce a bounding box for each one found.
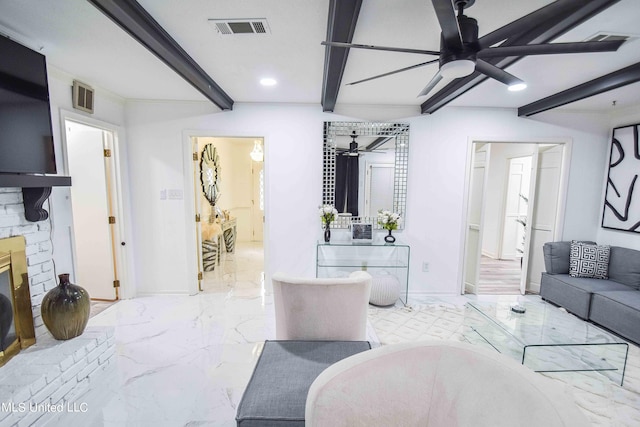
[508,82,527,92]
[440,59,476,79]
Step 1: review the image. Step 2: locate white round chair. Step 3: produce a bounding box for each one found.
[306,340,590,427]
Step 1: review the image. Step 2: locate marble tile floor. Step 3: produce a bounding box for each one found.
[50,242,639,426]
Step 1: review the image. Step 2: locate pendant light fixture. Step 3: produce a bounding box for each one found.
[250,140,263,162]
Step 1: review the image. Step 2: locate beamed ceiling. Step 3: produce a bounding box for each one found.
[1,0,639,115]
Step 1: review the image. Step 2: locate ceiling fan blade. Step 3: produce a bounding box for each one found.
[478,40,625,59]
[431,0,463,50]
[475,59,524,87]
[417,71,444,97]
[321,41,439,56]
[348,59,440,86]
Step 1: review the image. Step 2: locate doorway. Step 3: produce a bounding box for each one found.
[191,137,265,295]
[462,141,568,295]
[63,119,123,301]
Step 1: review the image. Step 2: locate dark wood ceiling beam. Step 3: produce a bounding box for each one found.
[518,62,640,116]
[87,0,234,110]
[321,0,362,112]
[420,0,621,115]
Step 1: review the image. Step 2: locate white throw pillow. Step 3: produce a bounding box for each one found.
[569,241,610,279]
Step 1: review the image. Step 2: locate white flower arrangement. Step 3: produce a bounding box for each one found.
[378,209,402,231]
[319,205,338,225]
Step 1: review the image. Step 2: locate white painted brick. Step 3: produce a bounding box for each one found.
[83,339,97,354]
[11,387,32,406]
[31,377,62,405]
[27,252,52,266]
[0,229,10,239]
[1,412,18,427]
[41,261,53,273]
[0,214,23,227]
[38,241,52,253]
[4,202,24,213]
[0,187,19,193]
[59,355,75,372]
[29,283,44,297]
[29,375,48,396]
[49,379,76,405]
[98,346,115,365]
[24,244,39,257]
[16,406,45,427]
[76,359,99,382]
[0,407,11,422]
[12,223,38,235]
[0,192,21,204]
[73,346,87,363]
[86,341,108,364]
[61,360,86,383]
[29,271,54,286]
[88,361,112,382]
[24,231,50,245]
[64,378,89,403]
[37,221,51,232]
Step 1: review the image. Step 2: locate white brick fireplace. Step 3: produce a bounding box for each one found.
[0,187,115,427]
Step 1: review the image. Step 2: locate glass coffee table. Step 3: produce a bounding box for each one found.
[464,300,629,385]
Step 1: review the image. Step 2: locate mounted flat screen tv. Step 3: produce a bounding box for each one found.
[0,35,56,174]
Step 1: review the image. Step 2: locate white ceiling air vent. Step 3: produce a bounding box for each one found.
[208,19,271,36]
[585,32,637,43]
[72,80,94,114]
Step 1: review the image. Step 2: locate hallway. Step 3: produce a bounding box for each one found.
[477,256,522,295]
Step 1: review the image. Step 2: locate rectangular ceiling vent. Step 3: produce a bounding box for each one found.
[209,19,271,36]
[72,80,94,114]
[585,32,637,43]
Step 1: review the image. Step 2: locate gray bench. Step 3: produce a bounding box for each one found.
[236,340,371,426]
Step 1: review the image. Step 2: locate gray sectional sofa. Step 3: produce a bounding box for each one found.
[540,241,640,344]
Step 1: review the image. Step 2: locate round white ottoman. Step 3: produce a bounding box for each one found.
[369,274,400,306]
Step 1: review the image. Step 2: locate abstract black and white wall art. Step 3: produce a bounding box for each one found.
[602,124,640,233]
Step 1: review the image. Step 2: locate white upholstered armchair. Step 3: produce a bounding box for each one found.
[272,271,372,341]
[305,340,590,427]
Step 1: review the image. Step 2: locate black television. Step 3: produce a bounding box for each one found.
[0,35,56,174]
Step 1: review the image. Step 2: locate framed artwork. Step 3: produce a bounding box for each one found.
[602,124,640,233]
[351,223,373,243]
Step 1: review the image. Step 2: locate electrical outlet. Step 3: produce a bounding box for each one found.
[422,262,429,272]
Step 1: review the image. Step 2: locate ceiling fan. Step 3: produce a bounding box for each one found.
[335,131,392,155]
[322,0,625,97]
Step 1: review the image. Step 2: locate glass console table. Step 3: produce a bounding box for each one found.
[316,242,410,304]
[464,300,629,385]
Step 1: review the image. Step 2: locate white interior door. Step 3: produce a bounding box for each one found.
[501,156,532,259]
[524,145,564,293]
[66,121,116,300]
[464,145,489,294]
[365,163,394,217]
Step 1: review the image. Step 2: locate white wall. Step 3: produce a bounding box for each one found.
[597,106,640,250]
[122,102,615,297]
[402,107,610,294]
[45,67,132,296]
[124,102,357,295]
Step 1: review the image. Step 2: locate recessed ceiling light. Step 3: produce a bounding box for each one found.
[508,82,527,92]
[260,78,277,86]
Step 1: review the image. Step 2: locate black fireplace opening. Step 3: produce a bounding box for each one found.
[0,266,17,352]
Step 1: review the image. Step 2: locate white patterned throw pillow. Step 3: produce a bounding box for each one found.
[569,241,610,279]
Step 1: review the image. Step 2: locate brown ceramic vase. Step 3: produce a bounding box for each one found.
[41,274,90,340]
